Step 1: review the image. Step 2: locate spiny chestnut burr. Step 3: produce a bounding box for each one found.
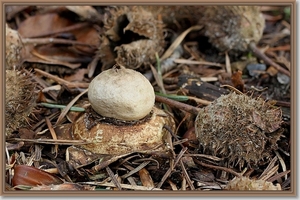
[5,69,37,137]
[194,92,283,169]
[98,6,165,70]
[5,25,37,137]
[98,6,265,71]
[5,24,24,70]
[200,6,265,52]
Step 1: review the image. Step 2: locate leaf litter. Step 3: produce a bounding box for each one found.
[5,5,291,191]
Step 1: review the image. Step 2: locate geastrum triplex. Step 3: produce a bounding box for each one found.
[72,65,175,155]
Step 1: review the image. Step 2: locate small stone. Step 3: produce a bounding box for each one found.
[246,63,266,77]
[277,72,290,85]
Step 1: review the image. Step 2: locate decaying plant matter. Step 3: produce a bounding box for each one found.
[5,5,291,192]
[98,5,265,70]
[98,6,165,70]
[195,92,283,169]
[5,24,37,137]
[201,6,265,52]
[72,106,175,155]
[5,69,37,137]
[226,176,281,190]
[5,23,24,70]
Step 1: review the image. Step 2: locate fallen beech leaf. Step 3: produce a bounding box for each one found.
[66,146,103,169]
[23,44,81,69]
[182,127,199,148]
[139,168,155,188]
[231,70,244,92]
[71,26,100,54]
[66,6,101,21]
[18,13,73,38]
[18,128,35,140]
[64,68,88,82]
[267,66,279,76]
[12,165,63,187]
[32,45,92,64]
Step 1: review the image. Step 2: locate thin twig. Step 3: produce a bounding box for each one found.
[22,37,97,48]
[274,150,288,180]
[45,117,58,158]
[121,161,150,179]
[249,41,290,77]
[31,111,60,131]
[83,182,162,190]
[259,165,279,181]
[155,95,201,115]
[7,138,89,145]
[168,179,178,190]
[55,88,88,126]
[183,154,223,162]
[193,159,241,178]
[132,157,159,166]
[180,159,195,190]
[106,166,122,190]
[34,68,89,88]
[258,156,278,180]
[27,22,90,38]
[220,85,245,95]
[156,147,187,188]
[161,25,203,60]
[174,58,225,68]
[268,171,290,185]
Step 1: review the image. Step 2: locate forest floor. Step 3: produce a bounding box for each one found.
[5,5,292,192]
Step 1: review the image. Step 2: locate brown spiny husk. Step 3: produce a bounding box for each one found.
[5,24,24,70]
[98,6,265,71]
[195,92,283,169]
[98,6,165,70]
[142,5,206,30]
[200,6,265,52]
[5,69,37,137]
[226,176,281,190]
[114,39,160,70]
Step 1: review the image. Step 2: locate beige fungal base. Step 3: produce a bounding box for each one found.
[72,107,175,155]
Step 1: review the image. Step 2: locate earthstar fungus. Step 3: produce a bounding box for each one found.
[72,65,175,155]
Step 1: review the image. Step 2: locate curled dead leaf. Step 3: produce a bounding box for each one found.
[12,165,63,187]
[139,168,155,188]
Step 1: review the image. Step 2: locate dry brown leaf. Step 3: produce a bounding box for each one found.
[139,168,155,188]
[12,165,63,187]
[18,13,73,38]
[231,70,244,93]
[64,68,88,82]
